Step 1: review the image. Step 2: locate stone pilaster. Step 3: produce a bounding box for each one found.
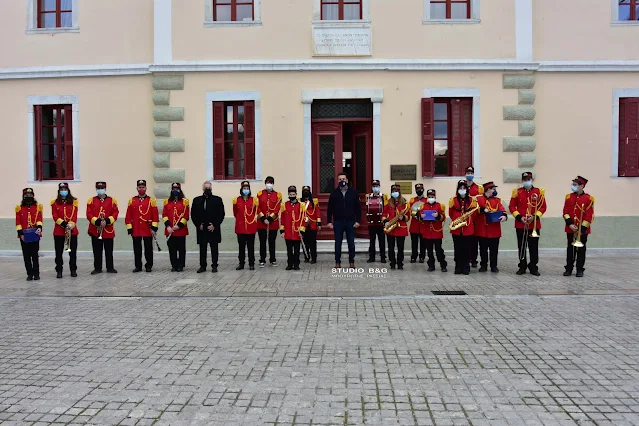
[502,73,536,182]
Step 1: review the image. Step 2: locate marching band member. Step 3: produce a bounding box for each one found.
[382,184,410,270]
[163,183,190,272]
[280,186,306,270]
[465,166,483,268]
[125,180,159,273]
[300,185,320,263]
[475,182,507,273]
[366,180,387,263]
[192,181,225,273]
[419,189,447,272]
[16,188,43,281]
[509,172,547,276]
[563,176,594,277]
[449,180,478,275]
[233,181,259,270]
[257,176,281,268]
[87,182,119,274]
[409,183,427,263]
[51,183,78,278]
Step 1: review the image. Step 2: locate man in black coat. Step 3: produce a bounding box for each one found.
[326,173,362,269]
[191,181,225,273]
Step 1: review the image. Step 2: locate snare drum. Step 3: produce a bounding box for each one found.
[366,196,384,224]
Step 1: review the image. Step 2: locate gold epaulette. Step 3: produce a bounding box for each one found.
[300,203,306,212]
[253,197,259,206]
[15,205,21,213]
[257,190,263,197]
[478,185,484,195]
[112,197,118,205]
[73,199,78,207]
[37,204,43,212]
[590,195,595,205]
[232,197,237,205]
[539,188,546,197]
[87,197,94,205]
[163,199,169,206]
[151,198,157,207]
[50,199,56,206]
[128,197,133,207]
[383,194,389,203]
[440,203,446,212]
[280,202,286,211]
[449,198,455,209]
[183,198,189,207]
[313,198,319,205]
[277,192,282,200]
[565,193,571,200]
[511,188,518,198]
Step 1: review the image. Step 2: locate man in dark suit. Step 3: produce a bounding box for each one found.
[326,173,362,269]
[191,181,225,273]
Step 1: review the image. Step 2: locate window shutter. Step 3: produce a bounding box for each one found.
[244,101,256,180]
[460,99,473,172]
[213,102,225,180]
[421,98,435,178]
[63,105,74,179]
[620,98,639,177]
[35,105,43,180]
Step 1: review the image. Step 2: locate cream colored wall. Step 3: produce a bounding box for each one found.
[534,0,639,61]
[0,76,153,217]
[172,0,515,61]
[0,0,153,68]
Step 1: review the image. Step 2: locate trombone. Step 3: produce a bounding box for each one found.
[519,194,537,261]
[530,193,539,238]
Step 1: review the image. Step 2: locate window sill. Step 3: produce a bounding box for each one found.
[204,20,262,28]
[211,179,262,184]
[26,27,80,34]
[312,20,371,28]
[426,176,479,180]
[422,19,480,25]
[611,20,639,26]
[28,180,81,184]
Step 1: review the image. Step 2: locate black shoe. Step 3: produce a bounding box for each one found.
[212,267,218,273]
[398,264,404,270]
[286,265,293,271]
[26,276,33,281]
[367,258,375,263]
[441,267,447,272]
[419,258,425,264]
[310,259,317,264]
[478,266,487,273]
[304,258,310,263]
[178,267,184,272]
[381,258,387,264]
[270,261,278,267]
[236,265,244,270]
[491,267,499,273]
[107,269,117,273]
[56,271,63,279]
[71,271,77,277]
[471,262,478,268]
[576,270,584,278]
[390,264,396,270]
[145,267,152,273]
[91,270,102,275]
[259,262,266,268]
[563,270,572,276]
[171,268,177,272]
[293,265,300,270]
[428,266,435,272]
[33,275,40,281]
[133,268,143,273]
[530,270,540,276]
[454,270,462,275]
[463,270,470,275]
[249,265,255,270]
[410,259,416,264]
[516,269,526,275]
[197,267,206,273]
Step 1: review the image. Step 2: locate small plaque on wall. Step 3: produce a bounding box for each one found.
[394,182,412,195]
[390,165,417,181]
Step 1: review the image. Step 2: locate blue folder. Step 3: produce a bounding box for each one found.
[22,228,40,243]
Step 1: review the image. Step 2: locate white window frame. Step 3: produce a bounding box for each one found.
[423,0,480,24]
[313,0,371,24]
[27,95,81,183]
[205,0,262,27]
[26,0,79,34]
[205,91,262,183]
[422,88,481,180]
[612,89,639,178]
[611,0,639,25]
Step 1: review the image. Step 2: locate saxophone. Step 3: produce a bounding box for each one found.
[384,205,408,234]
[449,204,479,231]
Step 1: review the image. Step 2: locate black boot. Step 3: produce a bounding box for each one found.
[576,269,584,277]
[56,271,63,279]
[70,270,77,277]
[236,264,245,270]
[563,269,572,276]
[367,257,375,263]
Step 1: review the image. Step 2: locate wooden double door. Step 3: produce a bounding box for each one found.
[311,121,373,239]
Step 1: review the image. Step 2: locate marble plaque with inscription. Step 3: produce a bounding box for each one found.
[313,26,372,56]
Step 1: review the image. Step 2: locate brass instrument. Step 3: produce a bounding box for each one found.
[572,208,585,248]
[411,201,425,219]
[98,211,105,240]
[530,193,539,238]
[384,205,408,234]
[65,227,71,252]
[449,204,479,231]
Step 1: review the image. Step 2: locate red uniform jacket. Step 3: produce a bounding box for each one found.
[280,201,306,241]
[419,202,446,240]
[51,199,79,237]
[408,196,427,234]
[163,198,190,237]
[125,196,159,237]
[257,190,282,230]
[301,198,321,231]
[449,196,477,236]
[475,195,506,238]
[87,196,119,239]
[15,203,43,237]
[382,202,410,237]
[468,182,484,197]
[233,196,259,234]
[509,187,547,230]
[563,193,595,235]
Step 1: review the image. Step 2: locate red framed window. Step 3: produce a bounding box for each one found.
[619,0,639,20]
[213,0,254,21]
[213,101,256,180]
[38,0,73,28]
[35,105,74,181]
[430,0,471,19]
[619,98,639,177]
[321,0,363,20]
[421,98,472,177]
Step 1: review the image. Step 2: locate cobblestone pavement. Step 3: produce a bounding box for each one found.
[1,255,638,425]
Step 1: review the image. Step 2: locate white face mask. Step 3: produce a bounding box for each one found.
[458,189,467,197]
[427,197,436,204]
[265,183,273,191]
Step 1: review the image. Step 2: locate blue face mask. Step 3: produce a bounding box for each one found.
[492,190,498,197]
[242,189,250,196]
[59,190,68,197]
[391,192,400,198]
[96,189,106,196]
[372,187,380,193]
[171,190,180,197]
[523,181,532,189]
[571,185,579,193]
[466,175,474,181]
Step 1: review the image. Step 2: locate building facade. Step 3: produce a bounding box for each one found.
[1,0,638,251]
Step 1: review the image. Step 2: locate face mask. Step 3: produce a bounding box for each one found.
[171,190,180,197]
[339,181,347,188]
[265,183,274,191]
[523,181,532,189]
[391,192,400,199]
[458,189,467,197]
[427,197,436,204]
[23,196,34,204]
[289,196,297,202]
[466,175,474,181]
[204,188,212,196]
[416,190,424,197]
[242,189,250,196]
[492,190,498,198]
[571,185,579,193]
[302,190,311,199]
[96,189,106,196]
[138,188,147,196]
[59,190,68,197]
[372,187,380,194]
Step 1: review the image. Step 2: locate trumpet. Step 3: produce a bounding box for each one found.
[65,227,71,252]
[98,211,105,240]
[572,209,585,248]
[449,204,479,231]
